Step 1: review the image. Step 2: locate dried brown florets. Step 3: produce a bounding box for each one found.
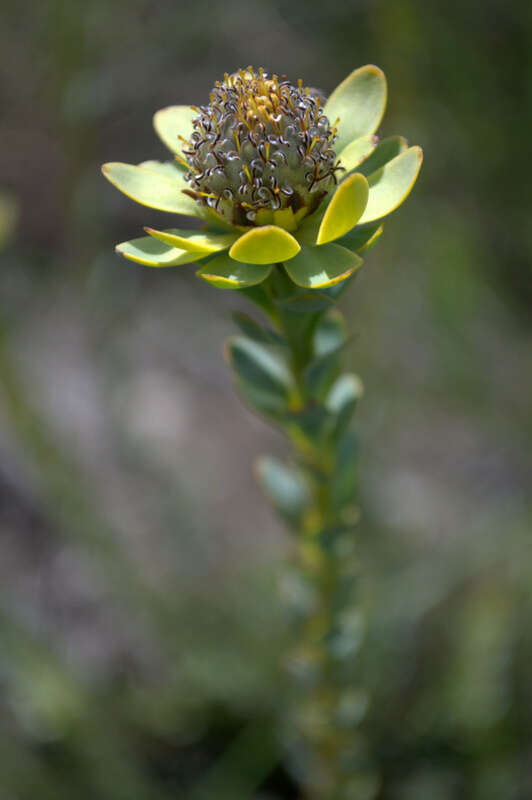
[182,67,342,226]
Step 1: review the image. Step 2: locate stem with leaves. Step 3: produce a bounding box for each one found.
[226,265,371,798]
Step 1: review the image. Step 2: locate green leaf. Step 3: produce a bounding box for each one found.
[294,207,327,247]
[304,312,348,400]
[284,244,363,289]
[359,146,423,224]
[116,236,203,267]
[327,373,363,413]
[356,136,408,177]
[324,65,387,153]
[326,373,363,438]
[229,225,301,265]
[145,226,237,254]
[137,160,183,179]
[325,608,365,660]
[255,457,310,522]
[336,223,383,253]
[337,135,378,175]
[101,162,200,216]
[304,350,343,402]
[153,105,196,160]
[231,312,285,346]
[196,254,272,289]
[313,310,347,357]
[317,173,369,244]
[275,291,335,313]
[238,284,277,320]
[322,272,358,301]
[331,430,359,510]
[284,406,330,440]
[225,337,293,414]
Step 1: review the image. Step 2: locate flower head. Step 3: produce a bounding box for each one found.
[102,65,422,290]
[182,68,339,226]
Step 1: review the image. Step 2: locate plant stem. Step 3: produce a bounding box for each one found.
[267,269,368,799]
[231,265,370,796]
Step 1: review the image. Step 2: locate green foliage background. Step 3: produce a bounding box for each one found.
[1,1,531,797]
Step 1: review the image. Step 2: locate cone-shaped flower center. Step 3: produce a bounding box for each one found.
[183,67,340,226]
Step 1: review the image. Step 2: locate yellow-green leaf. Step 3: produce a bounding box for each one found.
[317,173,369,245]
[337,223,383,253]
[229,225,300,265]
[324,65,387,153]
[337,135,378,176]
[284,244,363,289]
[357,136,408,177]
[116,236,204,267]
[294,208,327,247]
[273,207,298,232]
[358,146,423,224]
[145,227,237,254]
[102,162,200,216]
[153,105,196,161]
[196,253,272,288]
[137,160,184,179]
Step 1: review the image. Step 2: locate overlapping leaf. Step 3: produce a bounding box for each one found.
[284,245,363,289]
[230,226,301,265]
[153,105,196,161]
[116,236,203,267]
[197,254,272,288]
[102,162,200,216]
[324,65,387,153]
[359,146,423,224]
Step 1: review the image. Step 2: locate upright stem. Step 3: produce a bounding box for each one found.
[265,269,367,798]
[230,266,368,796]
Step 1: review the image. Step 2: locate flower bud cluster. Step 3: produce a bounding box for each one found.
[182,68,340,226]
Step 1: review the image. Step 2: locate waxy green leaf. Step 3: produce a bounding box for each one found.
[337,135,378,176]
[102,162,200,216]
[196,253,272,288]
[359,146,423,224]
[284,244,363,289]
[317,173,369,244]
[326,373,364,439]
[226,336,294,415]
[357,136,408,177]
[313,310,347,357]
[294,208,327,247]
[275,291,335,313]
[331,431,360,510]
[324,65,387,154]
[336,223,383,254]
[231,312,284,346]
[256,457,310,522]
[229,225,301,265]
[116,236,203,267]
[304,312,348,401]
[153,105,196,161]
[138,160,184,179]
[145,227,237,254]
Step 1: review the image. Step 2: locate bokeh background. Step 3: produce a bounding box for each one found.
[1,0,531,797]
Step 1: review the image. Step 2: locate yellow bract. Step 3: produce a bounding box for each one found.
[359,146,423,224]
[145,227,237,254]
[229,225,301,265]
[317,173,369,245]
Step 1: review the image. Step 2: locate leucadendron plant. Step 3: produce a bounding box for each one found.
[103,65,422,799]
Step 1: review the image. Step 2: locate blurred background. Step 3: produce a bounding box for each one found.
[1,0,531,797]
